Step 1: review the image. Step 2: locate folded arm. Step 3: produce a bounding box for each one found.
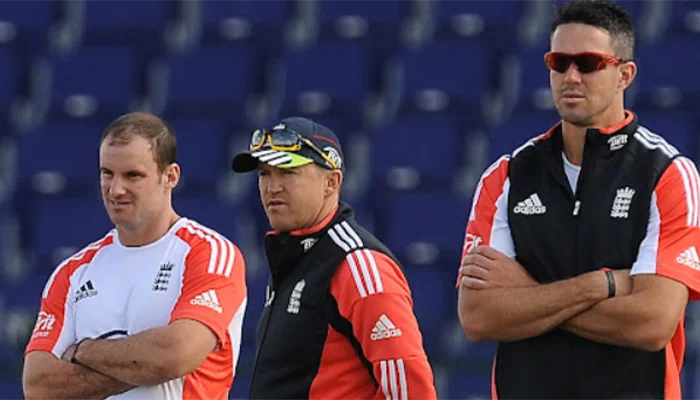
[23,351,133,400]
[70,319,217,386]
[562,274,688,351]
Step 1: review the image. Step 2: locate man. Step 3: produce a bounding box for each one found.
[22,112,248,400]
[457,1,700,398]
[231,117,437,399]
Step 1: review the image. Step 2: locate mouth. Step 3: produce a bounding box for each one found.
[267,200,286,208]
[109,200,132,207]
[561,92,585,99]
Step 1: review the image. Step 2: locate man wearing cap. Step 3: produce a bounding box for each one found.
[232,117,437,399]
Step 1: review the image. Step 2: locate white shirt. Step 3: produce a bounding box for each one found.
[26,218,247,400]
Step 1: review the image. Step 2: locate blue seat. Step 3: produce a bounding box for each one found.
[0,1,56,47]
[435,0,525,47]
[380,191,469,261]
[172,194,238,243]
[200,0,289,52]
[50,47,139,119]
[400,40,491,115]
[371,116,461,189]
[488,111,561,163]
[666,0,700,36]
[164,45,256,121]
[635,37,700,109]
[317,0,404,50]
[27,194,113,264]
[0,47,20,117]
[446,368,493,399]
[281,42,374,120]
[403,266,454,357]
[82,0,170,49]
[241,271,267,339]
[18,122,104,193]
[637,111,697,156]
[508,44,553,112]
[169,119,229,192]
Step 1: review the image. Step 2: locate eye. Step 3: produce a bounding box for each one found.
[258,169,269,177]
[282,169,297,175]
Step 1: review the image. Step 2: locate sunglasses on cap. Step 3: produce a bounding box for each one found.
[544,52,629,74]
[249,127,340,170]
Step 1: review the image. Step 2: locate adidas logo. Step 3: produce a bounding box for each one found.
[513,194,547,215]
[190,290,223,313]
[370,314,402,341]
[75,280,98,302]
[677,246,700,271]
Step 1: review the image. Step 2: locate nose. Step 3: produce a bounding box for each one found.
[265,171,284,194]
[563,62,582,84]
[109,177,127,197]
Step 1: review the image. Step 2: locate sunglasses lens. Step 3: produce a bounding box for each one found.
[546,53,607,73]
[269,129,298,147]
[250,129,264,147]
[546,53,570,73]
[573,53,605,73]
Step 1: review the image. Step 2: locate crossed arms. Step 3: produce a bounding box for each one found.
[457,246,689,351]
[23,319,217,400]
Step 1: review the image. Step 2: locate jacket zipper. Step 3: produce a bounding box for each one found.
[249,283,277,395]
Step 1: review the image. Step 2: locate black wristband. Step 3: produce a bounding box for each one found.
[71,339,87,365]
[605,270,616,298]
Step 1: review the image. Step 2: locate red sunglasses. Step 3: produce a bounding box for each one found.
[544,52,628,74]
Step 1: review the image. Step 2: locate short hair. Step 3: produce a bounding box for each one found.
[551,0,635,60]
[100,112,177,173]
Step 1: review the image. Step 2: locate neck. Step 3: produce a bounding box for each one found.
[309,199,339,230]
[561,105,626,166]
[117,209,180,247]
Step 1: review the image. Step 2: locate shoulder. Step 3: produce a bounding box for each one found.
[175,219,242,277]
[332,248,408,299]
[43,232,115,297]
[631,124,681,162]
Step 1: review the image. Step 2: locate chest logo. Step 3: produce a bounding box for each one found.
[287,279,306,314]
[608,134,628,151]
[513,193,547,215]
[153,262,174,292]
[611,187,635,219]
[301,238,317,252]
[75,280,98,303]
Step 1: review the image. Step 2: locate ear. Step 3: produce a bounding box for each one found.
[618,60,637,91]
[163,163,181,190]
[324,170,343,197]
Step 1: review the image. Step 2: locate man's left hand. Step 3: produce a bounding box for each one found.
[460,245,536,290]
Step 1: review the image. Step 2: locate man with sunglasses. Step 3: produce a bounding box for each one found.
[457,0,700,398]
[231,117,437,399]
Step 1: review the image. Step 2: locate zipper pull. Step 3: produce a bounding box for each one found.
[573,200,581,216]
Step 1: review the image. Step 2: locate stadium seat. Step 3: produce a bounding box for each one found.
[0,0,56,48]
[399,40,492,115]
[17,121,104,194]
[280,42,375,120]
[371,116,462,189]
[379,191,469,263]
[403,265,455,357]
[200,0,289,52]
[434,0,525,47]
[82,0,170,50]
[635,37,700,109]
[171,194,239,244]
[666,0,700,36]
[0,47,20,118]
[26,194,113,265]
[637,111,697,156]
[507,43,554,113]
[168,119,230,192]
[49,47,140,119]
[317,0,404,50]
[163,44,256,121]
[488,110,561,163]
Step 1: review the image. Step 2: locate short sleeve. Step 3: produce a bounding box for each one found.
[631,157,700,299]
[171,227,247,346]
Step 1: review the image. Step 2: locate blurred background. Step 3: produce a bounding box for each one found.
[0,0,699,398]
